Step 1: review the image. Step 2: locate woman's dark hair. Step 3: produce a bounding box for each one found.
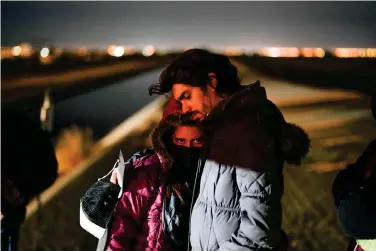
[151,49,242,95]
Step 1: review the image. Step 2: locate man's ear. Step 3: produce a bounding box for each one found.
[208,72,218,90]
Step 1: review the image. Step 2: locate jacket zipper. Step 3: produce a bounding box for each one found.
[186,157,206,251]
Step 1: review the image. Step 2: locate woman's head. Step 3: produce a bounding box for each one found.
[165,114,204,171]
[170,122,204,175]
[151,111,204,169]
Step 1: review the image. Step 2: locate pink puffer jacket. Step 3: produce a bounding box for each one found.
[105,154,174,251]
[106,106,192,251]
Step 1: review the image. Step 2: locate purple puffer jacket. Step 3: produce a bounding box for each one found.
[106,112,189,251]
[105,154,174,251]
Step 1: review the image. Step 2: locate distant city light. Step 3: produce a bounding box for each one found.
[113,46,125,57]
[366,48,375,58]
[40,47,50,58]
[358,49,366,58]
[315,48,325,58]
[268,47,280,58]
[287,47,300,57]
[4,44,376,61]
[142,45,155,57]
[11,46,22,56]
[331,48,376,58]
[107,45,117,56]
[222,47,243,56]
[302,48,314,58]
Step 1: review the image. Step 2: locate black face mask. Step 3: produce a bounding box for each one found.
[168,145,201,183]
[171,145,201,169]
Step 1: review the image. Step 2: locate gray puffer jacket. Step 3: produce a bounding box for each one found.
[189,81,310,251]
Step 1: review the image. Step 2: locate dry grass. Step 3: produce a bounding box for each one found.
[54,126,95,175]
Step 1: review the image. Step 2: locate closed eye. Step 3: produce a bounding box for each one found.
[178,91,190,101]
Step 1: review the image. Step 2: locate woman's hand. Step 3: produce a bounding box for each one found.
[110,169,120,185]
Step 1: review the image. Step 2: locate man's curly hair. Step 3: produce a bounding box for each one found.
[149,49,242,96]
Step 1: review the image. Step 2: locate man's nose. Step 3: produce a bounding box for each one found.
[182,105,191,114]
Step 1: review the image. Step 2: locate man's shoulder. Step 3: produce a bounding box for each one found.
[212,116,272,146]
[207,119,276,172]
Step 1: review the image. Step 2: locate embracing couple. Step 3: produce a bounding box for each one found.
[104,49,310,251]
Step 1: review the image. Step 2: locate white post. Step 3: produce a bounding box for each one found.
[40,88,54,133]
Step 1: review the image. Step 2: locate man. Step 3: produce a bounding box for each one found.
[1,109,58,251]
[332,96,376,251]
[150,49,311,251]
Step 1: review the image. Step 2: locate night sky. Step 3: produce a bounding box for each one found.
[2,1,376,50]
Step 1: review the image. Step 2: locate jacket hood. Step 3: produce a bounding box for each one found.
[205,80,311,165]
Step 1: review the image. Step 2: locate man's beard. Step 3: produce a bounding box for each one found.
[191,94,212,121]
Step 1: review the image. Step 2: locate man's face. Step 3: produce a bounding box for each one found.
[172,83,212,121]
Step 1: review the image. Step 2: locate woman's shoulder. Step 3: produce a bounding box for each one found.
[124,149,161,180]
[126,153,162,198]
[133,153,161,169]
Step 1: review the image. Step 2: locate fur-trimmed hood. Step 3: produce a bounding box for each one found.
[205,80,311,165]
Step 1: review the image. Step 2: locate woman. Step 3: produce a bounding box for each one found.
[105,107,205,251]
